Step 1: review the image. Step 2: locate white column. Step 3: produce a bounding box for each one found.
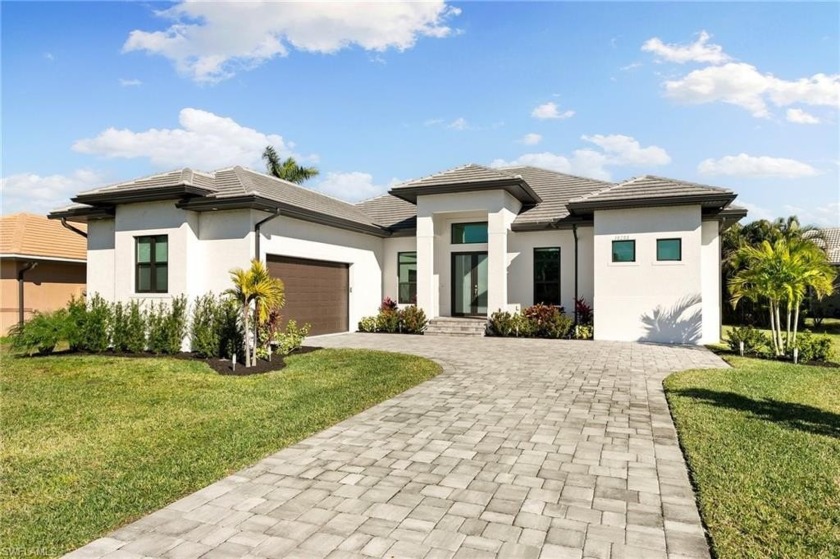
[416,214,437,319]
[487,209,508,314]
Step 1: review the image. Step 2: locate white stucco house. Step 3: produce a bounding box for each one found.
[49,164,745,344]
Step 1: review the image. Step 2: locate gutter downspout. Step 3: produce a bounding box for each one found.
[254,209,281,261]
[60,218,87,238]
[572,224,579,325]
[17,262,38,326]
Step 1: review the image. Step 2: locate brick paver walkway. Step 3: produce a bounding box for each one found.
[66,335,727,559]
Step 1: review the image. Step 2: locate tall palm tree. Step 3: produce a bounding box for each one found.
[226,260,285,366]
[262,145,319,184]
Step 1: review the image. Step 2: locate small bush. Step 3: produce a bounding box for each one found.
[401,305,428,334]
[147,296,188,354]
[380,297,398,313]
[545,312,574,339]
[74,294,113,353]
[358,316,378,333]
[726,325,769,355]
[8,309,70,355]
[191,294,220,358]
[575,297,593,325]
[523,304,570,338]
[794,332,834,362]
[488,311,516,337]
[573,324,594,340]
[276,320,311,356]
[217,298,245,360]
[112,300,147,353]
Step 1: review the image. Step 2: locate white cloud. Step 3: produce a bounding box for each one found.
[620,62,642,71]
[738,201,774,223]
[520,133,542,146]
[531,102,575,120]
[0,169,105,215]
[662,62,840,118]
[119,78,142,87]
[697,153,818,178]
[123,1,461,83]
[785,108,820,124]
[642,30,730,65]
[782,202,840,227]
[448,117,469,130]
[44,52,55,62]
[313,171,400,202]
[491,134,670,181]
[72,108,293,170]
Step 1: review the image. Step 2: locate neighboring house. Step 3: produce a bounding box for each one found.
[0,213,87,335]
[816,227,840,318]
[49,164,745,344]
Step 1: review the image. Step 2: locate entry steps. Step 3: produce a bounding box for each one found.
[425,317,487,337]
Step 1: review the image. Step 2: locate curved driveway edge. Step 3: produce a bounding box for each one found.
[66,335,727,559]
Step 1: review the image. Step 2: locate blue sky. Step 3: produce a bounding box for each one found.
[2,1,838,226]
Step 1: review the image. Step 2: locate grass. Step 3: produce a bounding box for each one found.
[721,317,840,362]
[0,349,440,558]
[665,357,840,559]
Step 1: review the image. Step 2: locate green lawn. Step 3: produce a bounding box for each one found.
[665,357,840,559]
[0,349,440,557]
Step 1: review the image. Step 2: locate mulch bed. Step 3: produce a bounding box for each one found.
[20,346,324,376]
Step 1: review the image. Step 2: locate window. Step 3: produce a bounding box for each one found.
[612,240,635,263]
[534,247,561,305]
[657,238,682,261]
[136,235,168,293]
[398,252,417,304]
[452,222,488,244]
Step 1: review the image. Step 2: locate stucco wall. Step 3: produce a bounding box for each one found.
[507,226,594,314]
[382,236,417,307]
[259,215,384,332]
[593,205,707,344]
[87,219,115,301]
[701,220,722,343]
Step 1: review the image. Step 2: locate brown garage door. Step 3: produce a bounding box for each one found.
[266,255,349,336]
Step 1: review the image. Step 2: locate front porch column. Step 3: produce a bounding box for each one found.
[487,209,509,314]
[416,214,437,319]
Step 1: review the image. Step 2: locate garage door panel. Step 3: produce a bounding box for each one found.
[266,255,349,336]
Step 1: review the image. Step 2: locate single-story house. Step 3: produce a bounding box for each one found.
[49,164,745,343]
[815,227,840,318]
[0,213,87,335]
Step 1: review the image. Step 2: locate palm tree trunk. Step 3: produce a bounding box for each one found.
[775,302,785,355]
[768,303,779,355]
[243,303,251,367]
[792,302,800,348]
[785,302,792,351]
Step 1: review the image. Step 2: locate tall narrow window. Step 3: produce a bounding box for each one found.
[398,252,417,304]
[534,247,561,305]
[657,238,682,261]
[136,235,168,293]
[612,240,635,263]
[452,222,488,244]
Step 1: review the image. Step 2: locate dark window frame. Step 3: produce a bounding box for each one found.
[533,247,562,306]
[135,235,168,293]
[611,239,636,263]
[397,251,417,304]
[657,238,682,262]
[451,222,489,244]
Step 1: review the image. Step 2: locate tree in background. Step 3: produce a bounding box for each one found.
[262,145,319,184]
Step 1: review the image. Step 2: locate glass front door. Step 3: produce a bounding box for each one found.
[452,252,488,316]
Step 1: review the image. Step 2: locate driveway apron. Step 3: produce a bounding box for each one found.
[65,334,727,559]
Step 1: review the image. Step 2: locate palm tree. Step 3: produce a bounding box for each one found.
[262,145,319,184]
[226,260,285,366]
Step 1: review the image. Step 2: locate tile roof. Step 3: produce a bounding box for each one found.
[78,168,217,196]
[1,213,87,261]
[820,227,840,265]
[356,193,417,231]
[568,175,735,209]
[391,163,520,190]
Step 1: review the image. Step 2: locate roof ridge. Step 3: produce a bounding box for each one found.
[393,162,518,189]
[495,165,615,185]
[619,174,733,193]
[77,168,188,195]
[237,167,375,214]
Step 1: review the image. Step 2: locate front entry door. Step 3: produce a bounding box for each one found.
[452,252,488,316]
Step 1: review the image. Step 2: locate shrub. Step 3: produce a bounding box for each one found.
[71,294,113,353]
[358,316,378,333]
[488,311,516,337]
[523,304,569,338]
[217,297,244,360]
[511,312,536,337]
[545,312,574,339]
[276,320,311,356]
[191,294,220,358]
[376,310,401,333]
[147,296,188,354]
[380,297,398,313]
[112,300,147,353]
[726,325,769,355]
[575,297,593,325]
[8,309,70,355]
[794,332,834,363]
[401,305,428,334]
[573,324,594,340]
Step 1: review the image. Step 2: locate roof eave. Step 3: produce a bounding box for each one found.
[567,194,737,214]
[73,184,214,205]
[389,179,542,205]
[47,206,115,223]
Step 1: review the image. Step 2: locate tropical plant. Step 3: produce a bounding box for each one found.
[276,319,311,356]
[191,294,221,358]
[8,309,71,355]
[226,260,285,366]
[262,145,319,184]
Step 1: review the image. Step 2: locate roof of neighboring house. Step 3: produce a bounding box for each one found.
[0,213,87,261]
[821,227,840,264]
[50,164,742,236]
[567,175,736,212]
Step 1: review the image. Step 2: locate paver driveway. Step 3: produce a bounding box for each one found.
[66,335,727,559]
